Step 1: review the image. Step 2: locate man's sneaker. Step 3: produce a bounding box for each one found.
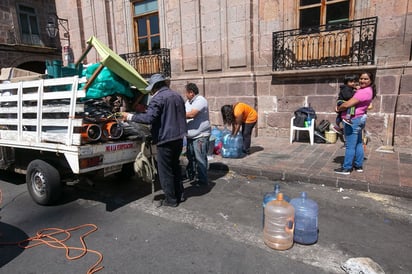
[331,125,343,135]
[155,199,178,208]
[354,166,363,173]
[193,181,209,188]
[334,167,351,175]
[179,193,186,203]
[342,118,353,125]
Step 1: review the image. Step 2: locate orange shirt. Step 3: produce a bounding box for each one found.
[233,103,258,123]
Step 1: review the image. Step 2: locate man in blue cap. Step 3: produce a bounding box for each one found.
[122,74,187,207]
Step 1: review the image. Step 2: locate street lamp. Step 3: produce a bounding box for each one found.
[45,13,70,46]
[45,13,73,64]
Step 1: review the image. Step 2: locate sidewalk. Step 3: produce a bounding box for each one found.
[208,137,412,199]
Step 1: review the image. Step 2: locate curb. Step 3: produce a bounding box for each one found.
[209,162,412,199]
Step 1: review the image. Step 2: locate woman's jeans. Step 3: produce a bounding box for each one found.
[186,136,209,184]
[343,115,367,170]
[241,122,256,153]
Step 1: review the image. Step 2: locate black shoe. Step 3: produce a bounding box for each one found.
[334,167,351,175]
[354,166,363,173]
[193,181,209,188]
[156,199,178,208]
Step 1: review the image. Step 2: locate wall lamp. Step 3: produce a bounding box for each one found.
[45,13,70,47]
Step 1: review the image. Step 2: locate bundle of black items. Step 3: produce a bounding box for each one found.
[122,121,152,141]
[316,120,330,133]
[293,106,317,127]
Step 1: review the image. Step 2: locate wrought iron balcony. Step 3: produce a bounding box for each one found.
[272,17,378,71]
[120,48,171,78]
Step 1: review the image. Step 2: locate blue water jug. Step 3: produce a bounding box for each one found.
[222,126,231,137]
[221,133,243,158]
[211,126,222,140]
[262,184,290,228]
[289,192,319,244]
[211,126,223,149]
[221,134,234,158]
[233,133,243,157]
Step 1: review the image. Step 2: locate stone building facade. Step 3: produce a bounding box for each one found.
[1,0,411,147]
[0,0,61,73]
[159,0,412,148]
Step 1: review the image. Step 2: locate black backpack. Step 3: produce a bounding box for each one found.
[293,107,317,127]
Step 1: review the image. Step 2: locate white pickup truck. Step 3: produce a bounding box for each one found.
[0,76,155,205]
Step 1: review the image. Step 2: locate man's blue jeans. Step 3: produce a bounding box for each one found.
[186,136,209,184]
[343,115,367,170]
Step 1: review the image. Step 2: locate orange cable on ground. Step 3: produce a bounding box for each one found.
[0,190,103,274]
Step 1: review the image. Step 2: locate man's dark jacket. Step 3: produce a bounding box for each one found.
[130,86,187,145]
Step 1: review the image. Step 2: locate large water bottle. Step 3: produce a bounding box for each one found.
[221,134,234,158]
[220,126,232,157]
[221,126,231,137]
[289,192,319,245]
[263,193,295,250]
[221,133,243,158]
[211,126,223,153]
[211,126,222,144]
[233,133,243,157]
[262,184,290,228]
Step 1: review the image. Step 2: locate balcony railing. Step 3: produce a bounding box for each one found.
[120,48,171,79]
[272,17,378,71]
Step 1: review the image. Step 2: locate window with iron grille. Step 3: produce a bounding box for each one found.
[129,0,168,77]
[270,0,365,71]
[18,5,41,45]
[272,16,377,71]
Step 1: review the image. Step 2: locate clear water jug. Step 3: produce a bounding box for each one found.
[263,193,295,250]
[289,192,319,245]
[262,184,290,228]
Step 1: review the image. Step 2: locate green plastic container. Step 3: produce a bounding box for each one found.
[46,60,63,78]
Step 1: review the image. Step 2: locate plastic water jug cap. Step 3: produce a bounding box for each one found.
[276,192,284,201]
[301,192,307,199]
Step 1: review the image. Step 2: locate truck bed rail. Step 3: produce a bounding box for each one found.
[0,76,87,147]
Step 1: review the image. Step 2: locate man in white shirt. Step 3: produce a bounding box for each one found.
[185,83,211,187]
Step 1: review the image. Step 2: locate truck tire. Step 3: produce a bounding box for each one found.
[26,160,62,205]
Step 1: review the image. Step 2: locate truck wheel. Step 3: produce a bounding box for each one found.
[26,160,62,205]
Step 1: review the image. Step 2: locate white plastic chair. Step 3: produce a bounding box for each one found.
[290,117,315,145]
